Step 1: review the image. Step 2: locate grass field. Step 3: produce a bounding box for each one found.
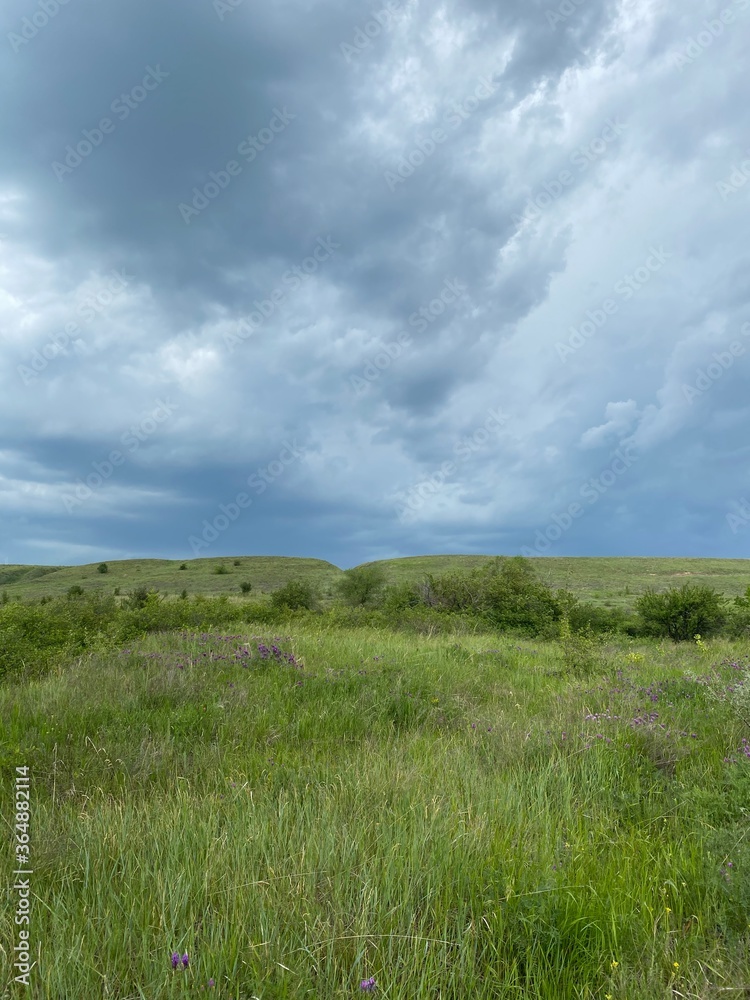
[2,555,750,608]
[2,621,750,998]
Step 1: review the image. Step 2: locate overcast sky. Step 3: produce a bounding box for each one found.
[1,0,749,568]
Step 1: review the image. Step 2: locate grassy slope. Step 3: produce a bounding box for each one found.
[1,625,749,997]
[0,556,343,601]
[1,554,749,607]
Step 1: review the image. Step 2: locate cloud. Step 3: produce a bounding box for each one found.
[0,0,749,566]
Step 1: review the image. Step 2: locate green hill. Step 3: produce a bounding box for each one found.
[1,554,748,607]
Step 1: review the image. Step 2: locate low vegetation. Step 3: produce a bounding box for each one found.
[2,557,750,996]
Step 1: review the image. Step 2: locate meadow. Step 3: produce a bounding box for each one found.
[2,609,750,998]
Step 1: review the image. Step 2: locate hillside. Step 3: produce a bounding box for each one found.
[1,554,748,607]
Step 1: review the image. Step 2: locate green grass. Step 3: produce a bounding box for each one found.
[2,555,749,608]
[2,623,750,998]
[0,557,342,603]
[367,556,750,608]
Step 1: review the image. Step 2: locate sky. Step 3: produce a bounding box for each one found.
[1,0,750,569]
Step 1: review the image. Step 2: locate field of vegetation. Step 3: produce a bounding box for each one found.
[2,557,750,998]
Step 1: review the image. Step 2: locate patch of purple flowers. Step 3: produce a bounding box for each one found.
[360,976,377,992]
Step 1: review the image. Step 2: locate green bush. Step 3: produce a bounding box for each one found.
[725,587,750,638]
[124,586,158,611]
[270,580,316,611]
[179,563,187,570]
[66,585,84,599]
[239,581,253,595]
[381,581,422,612]
[97,563,108,574]
[635,583,727,641]
[214,565,230,575]
[336,565,386,606]
[475,557,560,635]
[557,615,603,676]
[0,593,117,680]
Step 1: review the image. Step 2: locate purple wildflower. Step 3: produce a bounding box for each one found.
[171,952,180,969]
[182,952,189,968]
[360,976,377,992]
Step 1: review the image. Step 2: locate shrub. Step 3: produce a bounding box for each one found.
[635,583,727,641]
[179,563,187,570]
[66,585,84,599]
[124,585,158,611]
[336,565,386,606]
[180,589,188,600]
[725,588,750,638]
[557,615,602,676]
[97,563,108,574]
[233,559,241,566]
[270,580,316,611]
[214,565,229,575]
[240,581,253,595]
[476,557,560,635]
[113,587,121,596]
[382,581,422,613]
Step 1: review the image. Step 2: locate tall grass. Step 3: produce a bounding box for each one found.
[2,626,749,998]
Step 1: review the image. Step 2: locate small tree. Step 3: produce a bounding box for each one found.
[179,563,187,571]
[270,580,315,611]
[97,562,108,574]
[233,559,241,566]
[66,585,84,599]
[336,565,386,606]
[240,581,253,595]
[635,583,726,642]
[214,565,229,575]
